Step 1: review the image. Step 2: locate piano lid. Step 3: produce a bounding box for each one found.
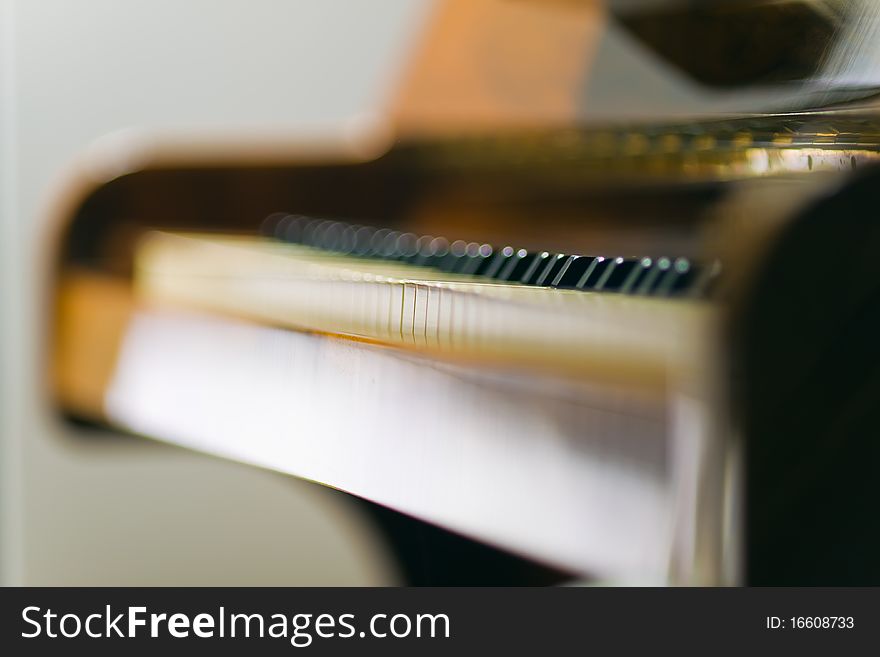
[391,0,880,134]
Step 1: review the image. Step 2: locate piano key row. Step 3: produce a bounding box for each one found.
[260,214,718,298]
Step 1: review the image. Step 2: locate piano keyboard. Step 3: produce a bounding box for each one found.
[260,213,720,299]
[134,218,716,386]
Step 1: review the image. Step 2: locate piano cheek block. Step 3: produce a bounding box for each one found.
[735,164,880,586]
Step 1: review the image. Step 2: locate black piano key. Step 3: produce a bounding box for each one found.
[277,214,299,242]
[584,258,623,292]
[448,242,476,273]
[435,240,468,272]
[317,221,345,252]
[338,224,359,254]
[475,244,496,275]
[635,256,670,295]
[576,257,608,289]
[533,253,567,286]
[260,212,290,239]
[368,228,392,256]
[394,232,419,261]
[651,258,680,295]
[655,258,696,296]
[302,219,333,247]
[456,243,493,275]
[482,246,516,278]
[281,215,312,244]
[421,237,451,269]
[595,257,638,292]
[551,255,594,288]
[308,219,328,248]
[380,231,403,258]
[408,235,433,265]
[423,240,453,270]
[496,249,531,281]
[618,257,653,294]
[670,268,699,296]
[507,251,543,282]
[520,252,553,284]
[548,255,576,287]
[352,226,376,256]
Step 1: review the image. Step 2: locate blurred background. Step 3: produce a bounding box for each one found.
[0,0,435,586]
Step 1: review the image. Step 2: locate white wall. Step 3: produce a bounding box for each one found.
[0,0,431,585]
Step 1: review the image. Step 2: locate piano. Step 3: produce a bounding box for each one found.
[46,0,880,585]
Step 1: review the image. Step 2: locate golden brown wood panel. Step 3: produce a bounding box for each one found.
[392,0,604,135]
